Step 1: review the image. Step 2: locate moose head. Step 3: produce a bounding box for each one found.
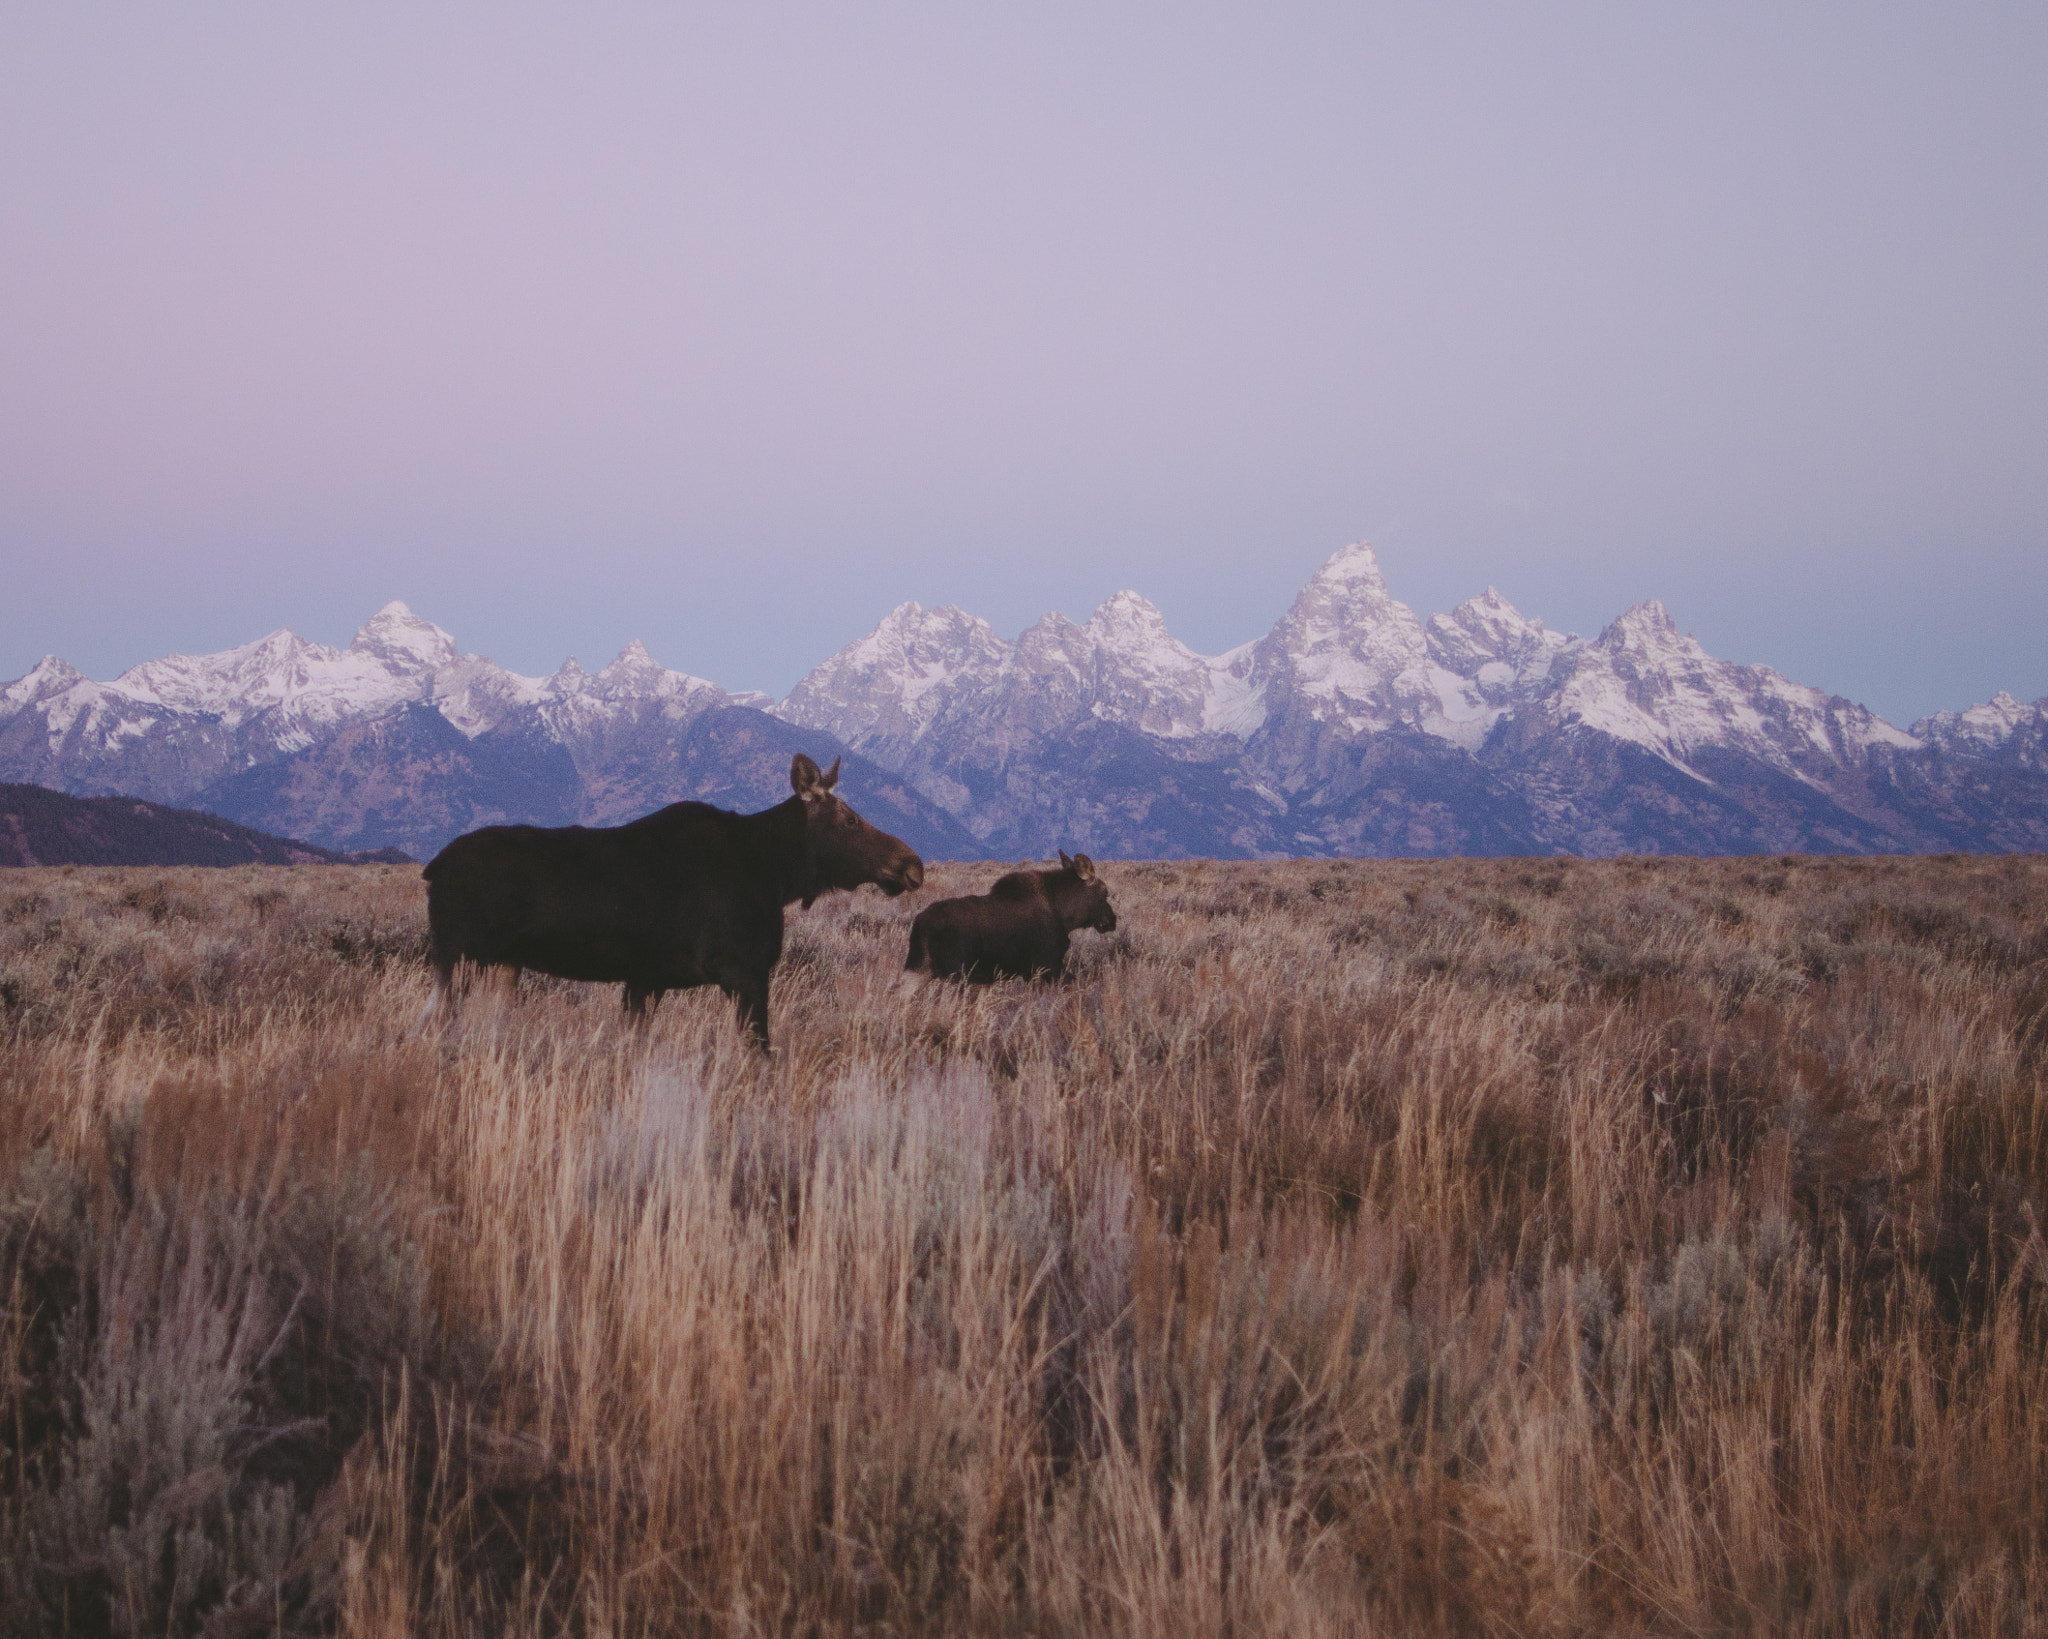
[1056,849,1118,934]
[791,752,924,905]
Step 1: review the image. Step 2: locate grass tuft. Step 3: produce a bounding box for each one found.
[0,853,2043,1633]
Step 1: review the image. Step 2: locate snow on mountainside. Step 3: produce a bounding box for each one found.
[778,602,1012,759]
[1912,691,2047,751]
[6,545,2044,859]
[1,656,88,711]
[1078,591,1263,740]
[2,603,469,787]
[770,540,2048,856]
[1542,600,1921,780]
[1,602,736,785]
[0,602,980,861]
[1243,542,1443,738]
[1425,588,1578,730]
[116,602,456,725]
[776,592,1263,758]
[776,542,1930,782]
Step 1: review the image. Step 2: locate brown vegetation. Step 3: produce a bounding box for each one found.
[1,852,2045,1635]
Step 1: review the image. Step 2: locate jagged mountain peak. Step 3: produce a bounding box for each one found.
[1913,689,2043,749]
[350,601,458,672]
[1021,607,1085,637]
[1069,590,1257,742]
[1467,587,1529,623]
[1601,599,1683,645]
[600,638,660,675]
[774,597,1013,756]
[2,656,85,708]
[1010,610,1095,692]
[1254,542,1434,734]
[860,600,932,641]
[1088,588,1166,623]
[1277,542,1420,634]
[586,638,723,705]
[1308,540,1389,587]
[1428,587,1565,663]
[113,627,331,712]
[1082,590,1185,658]
[841,601,999,665]
[11,547,2044,863]
[1081,590,1198,666]
[1425,590,1576,725]
[1552,599,1923,775]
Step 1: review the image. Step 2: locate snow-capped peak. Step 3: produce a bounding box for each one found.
[349,601,458,673]
[1,603,748,787]
[1547,601,1921,777]
[1600,599,1684,649]
[1311,540,1391,587]
[1086,588,1170,633]
[7,549,2043,861]
[587,638,723,706]
[1077,591,1261,740]
[1420,588,1578,736]
[112,628,332,716]
[1251,541,1437,734]
[1426,588,1571,674]
[1912,689,2043,750]
[601,638,660,677]
[776,600,1012,753]
[778,585,1269,749]
[1,655,85,713]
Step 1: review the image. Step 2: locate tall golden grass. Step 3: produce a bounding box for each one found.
[1,852,2044,1635]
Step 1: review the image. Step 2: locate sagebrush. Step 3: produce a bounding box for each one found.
[1,853,2044,1635]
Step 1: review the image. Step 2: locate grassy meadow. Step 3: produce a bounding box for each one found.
[1,851,2045,1636]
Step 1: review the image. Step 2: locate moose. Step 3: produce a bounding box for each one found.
[903,851,1117,985]
[421,753,923,1048]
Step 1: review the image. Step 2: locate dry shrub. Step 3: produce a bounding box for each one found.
[0,853,2042,1635]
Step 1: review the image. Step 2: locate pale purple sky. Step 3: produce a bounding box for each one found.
[3,5,2043,726]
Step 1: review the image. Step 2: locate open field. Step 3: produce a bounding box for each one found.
[2,852,2045,1636]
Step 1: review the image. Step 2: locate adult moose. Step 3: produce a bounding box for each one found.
[903,851,1117,985]
[422,753,922,1048]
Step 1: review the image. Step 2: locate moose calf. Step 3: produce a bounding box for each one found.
[904,851,1117,984]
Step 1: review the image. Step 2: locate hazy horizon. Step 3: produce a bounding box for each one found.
[3,6,2043,725]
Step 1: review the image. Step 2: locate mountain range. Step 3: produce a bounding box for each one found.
[5,544,2044,860]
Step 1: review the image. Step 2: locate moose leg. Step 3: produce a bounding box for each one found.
[723,973,771,1051]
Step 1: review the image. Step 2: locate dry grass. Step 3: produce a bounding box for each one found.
[1,852,2045,1636]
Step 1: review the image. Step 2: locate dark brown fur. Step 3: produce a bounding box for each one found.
[422,754,921,1047]
[905,851,1117,984]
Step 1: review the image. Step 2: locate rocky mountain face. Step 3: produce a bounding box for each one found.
[0,605,976,863]
[5,551,2044,859]
[774,543,2048,858]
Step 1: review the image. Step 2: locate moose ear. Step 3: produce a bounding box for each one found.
[821,756,841,791]
[1059,850,1074,871]
[1073,853,1096,881]
[791,753,823,797]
